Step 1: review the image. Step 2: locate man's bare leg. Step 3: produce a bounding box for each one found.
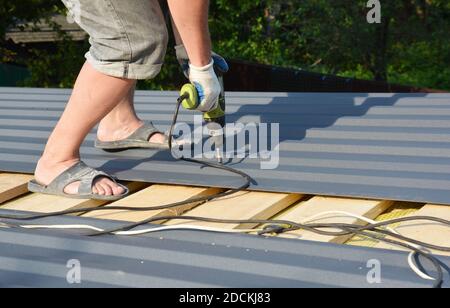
[35,62,134,196]
[97,0,212,147]
[96,82,166,144]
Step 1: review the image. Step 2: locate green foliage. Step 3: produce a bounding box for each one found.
[388,40,450,90]
[1,0,449,90]
[210,0,285,65]
[0,0,60,62]
[21,24,90,88]
[209,0,450,90]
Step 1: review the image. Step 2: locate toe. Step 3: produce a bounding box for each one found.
[149,133,166,144]
[112,184,126,196]
[98,181,113,196]
[63,181,80,195]
[93,177,126,197]
[95,184,106,195]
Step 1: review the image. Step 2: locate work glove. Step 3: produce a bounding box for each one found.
[175,45,229,78]
[175,45,229,112]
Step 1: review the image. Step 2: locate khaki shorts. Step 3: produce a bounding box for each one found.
[62,0,168,80]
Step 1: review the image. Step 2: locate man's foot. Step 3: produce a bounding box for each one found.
[97,120,166,144]
[34,158,126,196]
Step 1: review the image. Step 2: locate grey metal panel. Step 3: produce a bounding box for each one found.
[0,210,449,288]
[1,87,450,204]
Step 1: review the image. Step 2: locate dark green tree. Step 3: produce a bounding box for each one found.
[209,0,450,89]
[0,0,60,62]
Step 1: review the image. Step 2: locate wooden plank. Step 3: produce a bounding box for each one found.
[165,191,303,229]
[0,182,147,214]
[83,184,224,222]
[0,173,34,204]
[345,202,423,248]
[275,196,393,244]
[374,204,450,256]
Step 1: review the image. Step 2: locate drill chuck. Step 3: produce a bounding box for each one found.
[179,83,226,125]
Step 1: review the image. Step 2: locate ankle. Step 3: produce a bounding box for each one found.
[37,156,79,171]
[97,119,143,142]
[34,156,80,185]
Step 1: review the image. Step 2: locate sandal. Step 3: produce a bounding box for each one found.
[28,161,129,201]
[95,121,169,151]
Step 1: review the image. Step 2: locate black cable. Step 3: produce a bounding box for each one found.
[90,215,450,252]
[337,227,443,289]
[5,214,446,288]
[307,221,450,252]
[5,213,450,250]
[87,213,449,288]
[2,208,449,287]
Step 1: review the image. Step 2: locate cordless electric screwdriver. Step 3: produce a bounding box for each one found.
[179,71,226,163]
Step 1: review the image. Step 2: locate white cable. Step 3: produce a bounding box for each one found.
[115,225,261,236]
[22,224,104,232]
[18,224,262,236]
[11,211,438,281]
[295,210,435,281]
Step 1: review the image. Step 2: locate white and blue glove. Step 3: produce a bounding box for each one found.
[188,60,221,112]
[175,45,229,77]
[175,45,229,112]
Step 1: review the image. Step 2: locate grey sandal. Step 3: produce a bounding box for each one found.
[28,161,129,201]
[95,121,169,151]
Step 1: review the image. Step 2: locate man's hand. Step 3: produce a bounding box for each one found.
[189,60,221,112]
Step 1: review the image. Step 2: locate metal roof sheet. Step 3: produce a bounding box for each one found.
[1,87,450,204]
[1,210,449,288]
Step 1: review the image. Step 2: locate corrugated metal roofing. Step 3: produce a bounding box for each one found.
[1,210,449,288]
[1,87,450,204]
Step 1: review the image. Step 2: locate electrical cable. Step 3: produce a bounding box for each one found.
[4,213,449,287]
[5,214,449,254]
[336,227,444,289]
[85,213,450,288]
[294,211,435,281]
[7,210,444,281]
[10,224,262,235]
[2,209,450,287]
